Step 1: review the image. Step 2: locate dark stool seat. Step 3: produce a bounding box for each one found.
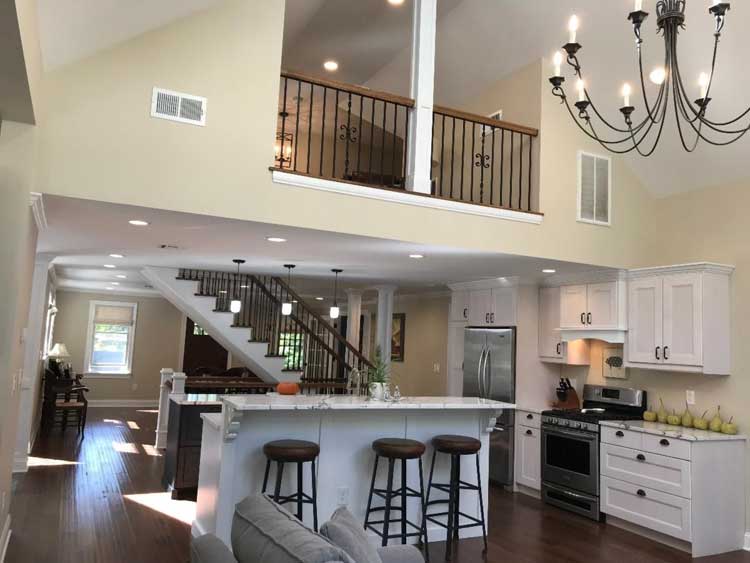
[372,438,426,459]
[432,435,481,455]
[263,439,320,462]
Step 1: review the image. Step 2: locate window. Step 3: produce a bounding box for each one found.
[279,333,304,370]
[193,323,208,336]
[577,151,611,226]
[84,301,138,376]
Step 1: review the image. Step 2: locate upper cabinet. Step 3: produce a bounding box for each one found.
[449,290,470,322]
[626,264,733,375]
[449,280,518,327]
[539,286,590,365]
[559,280,626,331]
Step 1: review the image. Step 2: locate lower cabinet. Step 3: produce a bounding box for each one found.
[515,416,541,491]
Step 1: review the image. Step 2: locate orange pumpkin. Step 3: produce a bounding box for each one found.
[277,382,300,395]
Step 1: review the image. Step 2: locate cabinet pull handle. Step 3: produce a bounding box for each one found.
[655,346,660,360]
[556,342,561,355]
[615,431,625,437]
[463,308,468,319]
[527,413,533,419]
[636,489,647,497]
[485,313,489,323]
[580,313,586,325]
[636,454,646,461]
[663,346,670,360]
[659,438,670,447]
[490,312,495,323]
[526,429,533,436]
[587,312,592,324]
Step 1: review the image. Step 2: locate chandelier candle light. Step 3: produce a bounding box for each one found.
[281,264,295,316]
[230,259,245,314]
[549,0,748,155]
[329,269,342,320]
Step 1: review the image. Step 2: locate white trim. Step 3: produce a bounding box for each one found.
[449,277,519,291]
[576,150,612,227]
[628,262,735,279]
[743,532,750,551]
[0,515,10,563]
[88,399,159,408]
[56,286,162,298]
[84,300,138,376]
[272,170,543,225]
[177,313,187,372]
[84,372,131,379]
[560,329,626,344]
[541,268,628,287]
[29,192,48,230]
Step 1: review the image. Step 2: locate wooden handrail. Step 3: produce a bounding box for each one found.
[281,69,415,108]
[433,105,539,137]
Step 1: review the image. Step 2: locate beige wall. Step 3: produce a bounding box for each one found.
[53,291,182,401]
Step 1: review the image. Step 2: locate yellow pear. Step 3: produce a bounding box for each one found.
[681,402,693,428]
[643,407,657,422]
[693,410,709,430]
[667,410,681,426]
[657,398,669,424]
[721,417,738,435]
[709,406,723,432]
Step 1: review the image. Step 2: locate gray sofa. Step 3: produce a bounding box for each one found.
[191,494,425,563]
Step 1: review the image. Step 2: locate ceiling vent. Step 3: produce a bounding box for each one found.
[150,87,206,126]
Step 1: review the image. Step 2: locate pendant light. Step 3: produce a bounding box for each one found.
[230,259,245,313]
[329,268,342,320]
[281,264,295,316]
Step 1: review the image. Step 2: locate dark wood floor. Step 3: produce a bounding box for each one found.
[7,407,750,562]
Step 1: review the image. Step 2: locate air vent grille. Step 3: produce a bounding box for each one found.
[578,151,611,226]
[151,87,206,126]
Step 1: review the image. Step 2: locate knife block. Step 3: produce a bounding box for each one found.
[553,387,581,410]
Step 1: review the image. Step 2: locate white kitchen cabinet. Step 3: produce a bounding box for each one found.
[467,287,517,326]
[515,421,541,490]
[559,281,624,331]
[538,286,590,365]
[587,281,619,329]
[468,289,492,326]
[559,285,587,329]
[626,264,731,374]
[449,290,470,322]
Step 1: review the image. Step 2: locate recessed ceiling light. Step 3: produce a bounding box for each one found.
[128,220,149,226]
[106,287,114,290]
[323,60,339,72]
[103,264,116,269]
[315,297,325,301]
[111,282,120,286]
[542,269,557,274]
[109,253,124,258]
[388,0,404,5]
[409,254,424,259]
[116,274,127,279]
[266,236,287,243]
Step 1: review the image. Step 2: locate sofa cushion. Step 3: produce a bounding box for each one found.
[231,495,354,563]
[320,507,381,563]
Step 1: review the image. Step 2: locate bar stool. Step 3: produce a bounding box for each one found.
[364,438,430,560]
[424,435,487,560]
[261,439,319,531]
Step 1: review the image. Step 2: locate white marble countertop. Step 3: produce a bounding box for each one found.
[222,395,515,412]
[170,393,223,406]
[515,405,548,415]
[601,420,746,441]
[200,412,223,430]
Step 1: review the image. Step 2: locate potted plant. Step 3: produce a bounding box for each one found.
[367,347,390,401]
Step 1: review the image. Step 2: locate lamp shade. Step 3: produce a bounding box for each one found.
[281,302,292,316]
[329,306,340,320]
[230,300,242,313]
[48,343,70,359]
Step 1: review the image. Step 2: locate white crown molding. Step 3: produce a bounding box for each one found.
[272,170,544,225]
[56,286,162,298]
[449,277,519,291]
[541,269,627,287]
[628,262,735,279]
[29,192,48,230]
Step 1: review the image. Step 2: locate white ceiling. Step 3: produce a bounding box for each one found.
[41,195,608,297]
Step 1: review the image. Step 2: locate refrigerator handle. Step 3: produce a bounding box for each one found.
[485,347,492,399]
[477,346,487,398]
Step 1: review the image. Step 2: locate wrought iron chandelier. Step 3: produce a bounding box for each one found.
[548,0,749,155]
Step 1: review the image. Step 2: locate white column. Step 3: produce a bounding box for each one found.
[361,312,373,360]
[405,0,437,194]
[375,286,396,364]
[155,368,174,449]
[13,254,54,473]
[345,289,363,351]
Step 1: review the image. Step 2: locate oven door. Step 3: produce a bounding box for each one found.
[541,425,599,496]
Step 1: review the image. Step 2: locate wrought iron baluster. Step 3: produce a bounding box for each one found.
[320,88,327,176]
[470,122,476,202]
[332,89,340,179]
[293,79,301,172]
[403,106,409,189]
[460,120,466,202]
[369,99,375,183]
[490,126,495,206]
[280,77,288,168]
[510,132,515,210]
[450,117,456,199]
[528,135,533,211]
[357,95,364,177]
[439,114,446,196]
[519,134,524,210]
[340,92,357,180]
[391,101,397,187]
[380,102,387,184]
[307,84,314,174]
[500,129,505,207]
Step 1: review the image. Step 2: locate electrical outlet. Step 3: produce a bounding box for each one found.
[433,362,440,374]
[336,487,349,506]
[686,390,696,405]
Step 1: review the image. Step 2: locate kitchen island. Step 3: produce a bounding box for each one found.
[192,395,514,546]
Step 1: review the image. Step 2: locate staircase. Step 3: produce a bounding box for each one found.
[142,267,372,385]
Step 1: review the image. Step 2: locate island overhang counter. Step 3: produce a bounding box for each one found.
[193,395,515,547]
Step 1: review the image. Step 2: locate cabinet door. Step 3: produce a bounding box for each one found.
[449,291,470,322]
[559,285,587,329]
[587,281,619,329]
[468,289,492,326]
[490,287,517,326]
[539,287,562,359]
[628,277,663,364]
[515,425,541,490]
[663,273,702,367]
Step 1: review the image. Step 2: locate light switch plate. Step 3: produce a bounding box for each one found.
[686,390,696,405]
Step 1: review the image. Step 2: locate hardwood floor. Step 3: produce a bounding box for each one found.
[7,407,750,562]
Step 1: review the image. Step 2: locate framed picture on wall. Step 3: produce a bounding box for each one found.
[391,313,405,362]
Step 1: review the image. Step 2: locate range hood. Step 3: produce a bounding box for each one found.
[560,329,626,344]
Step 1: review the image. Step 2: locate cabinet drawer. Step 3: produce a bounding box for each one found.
[519,411,541,429]
[642,434,691,461]
[601,427,643,450]
[601,477,692,542]
[601,444,691,499]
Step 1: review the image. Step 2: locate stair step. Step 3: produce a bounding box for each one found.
[248,339,269,344]
[265,354,286,358]
[230,324,252,328]
[281,368,304,373]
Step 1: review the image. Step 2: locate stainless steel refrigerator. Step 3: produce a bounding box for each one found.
[463,327,516,486]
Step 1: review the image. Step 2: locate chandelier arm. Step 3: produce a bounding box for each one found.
[560,96,642,148]
[636,43,667,124]
[625,79,672,158]
[672,62,704,153]
[578,96,665,154]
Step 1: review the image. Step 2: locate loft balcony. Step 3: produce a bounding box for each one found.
[270,71,541,223]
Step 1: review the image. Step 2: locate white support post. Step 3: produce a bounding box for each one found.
[155,368,174,449]
[345,289,363,351]
[405,0,437,194]
[375,286,396,364]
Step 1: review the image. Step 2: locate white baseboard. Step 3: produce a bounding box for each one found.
[88,400,159,408]
[744,532,750,551]
[0,514,11,563]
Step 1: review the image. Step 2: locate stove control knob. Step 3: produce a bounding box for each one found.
[571,422,581,429]
[559,420,568,426]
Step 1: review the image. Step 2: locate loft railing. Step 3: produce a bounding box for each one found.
[177,269,372,387]
[431,106,538,212]
[273,70,414,189]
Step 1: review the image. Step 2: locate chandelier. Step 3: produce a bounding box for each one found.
[548,0,748,156]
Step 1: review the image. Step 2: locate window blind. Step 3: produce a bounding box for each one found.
[94,304,135,325]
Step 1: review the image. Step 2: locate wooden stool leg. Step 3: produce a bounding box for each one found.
[475,453,487,553]
[296,462,304,521]
[364,455,380,530]
[400,458,408,544]
[273,462,285,503]
[311,458,318,533]
[382,458,395,547]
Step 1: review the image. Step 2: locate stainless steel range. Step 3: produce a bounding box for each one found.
[541,384,647,521]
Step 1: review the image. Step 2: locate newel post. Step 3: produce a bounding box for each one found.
[155,368,174,449]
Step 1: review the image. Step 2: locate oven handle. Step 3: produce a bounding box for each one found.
[546,485,595,501]
[542,427,598,442]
